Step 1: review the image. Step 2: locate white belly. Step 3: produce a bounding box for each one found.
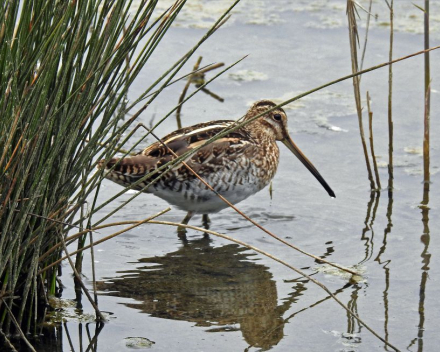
[152,181,264,213]
[151,162,271,214]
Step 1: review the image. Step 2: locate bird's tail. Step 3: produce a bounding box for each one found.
[97,156,151,191]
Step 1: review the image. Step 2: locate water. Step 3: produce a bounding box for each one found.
[29,1,440,351]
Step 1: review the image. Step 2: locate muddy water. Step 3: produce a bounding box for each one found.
[36,1,439,351]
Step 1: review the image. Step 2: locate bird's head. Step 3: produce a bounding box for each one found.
[245,100,288,141]
[245,100,335,198]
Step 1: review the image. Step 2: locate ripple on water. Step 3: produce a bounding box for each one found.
[270,90,355,134]
[228,69,269,82]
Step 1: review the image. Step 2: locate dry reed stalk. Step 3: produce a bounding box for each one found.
[176,56,203,129]
[366,92,381,189]
[360,0,374,72]
[423,83,430,195]
[175,58,225,129]
[386,0,394,197]
[423,0,430,194]
[347,0,376,190]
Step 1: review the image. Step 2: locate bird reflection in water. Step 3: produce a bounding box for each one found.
[97,236,306,350]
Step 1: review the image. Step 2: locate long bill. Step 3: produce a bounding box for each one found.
[282,136,336,198]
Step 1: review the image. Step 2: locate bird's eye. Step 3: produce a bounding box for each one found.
[273,114,282,121]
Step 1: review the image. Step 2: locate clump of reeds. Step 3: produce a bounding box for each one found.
[0,0,237,346]
[0,0,155,339]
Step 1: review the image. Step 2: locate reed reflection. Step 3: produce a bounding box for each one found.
[29,322,104,352]
[357,191,393,349]
[375,196,393,349]
[408,189,431,351]
[344,284,362,348]
[97,236,305,350]
[359,191,380,264]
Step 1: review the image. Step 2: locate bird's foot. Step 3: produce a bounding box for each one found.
[177,226,188,241]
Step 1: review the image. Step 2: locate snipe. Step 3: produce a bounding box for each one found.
[99,100,335,231]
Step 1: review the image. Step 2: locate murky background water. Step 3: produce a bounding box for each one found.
[35,1,440,351]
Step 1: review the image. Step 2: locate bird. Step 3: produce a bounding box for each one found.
[98,100,335,233]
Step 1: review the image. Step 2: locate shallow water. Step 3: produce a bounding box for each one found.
[30,1,440,351]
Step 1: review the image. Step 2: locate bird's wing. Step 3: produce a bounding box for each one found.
[100,120,255,188]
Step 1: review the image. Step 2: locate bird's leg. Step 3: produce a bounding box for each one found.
[201,214,211,238]
[202,214,210,229]
[178,211,194,238]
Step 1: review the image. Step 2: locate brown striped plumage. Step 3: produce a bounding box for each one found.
[99,100,335,231]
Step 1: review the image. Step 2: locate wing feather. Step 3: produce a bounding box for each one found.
[99,120,255,188]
